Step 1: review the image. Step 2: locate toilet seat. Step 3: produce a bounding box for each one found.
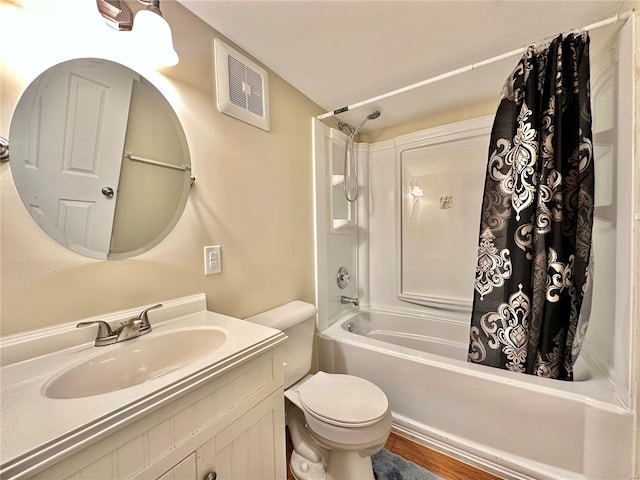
[298,371,389,427]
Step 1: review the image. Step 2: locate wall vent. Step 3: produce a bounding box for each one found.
[214,38,270,131]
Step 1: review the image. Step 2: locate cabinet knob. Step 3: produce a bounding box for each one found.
[203,472,217,480]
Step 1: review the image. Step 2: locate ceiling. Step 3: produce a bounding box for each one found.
[177,0,637,133]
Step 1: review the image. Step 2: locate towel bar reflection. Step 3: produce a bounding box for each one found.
[125,152,191,172]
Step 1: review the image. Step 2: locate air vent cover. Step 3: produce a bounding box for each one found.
[214,38,270,131]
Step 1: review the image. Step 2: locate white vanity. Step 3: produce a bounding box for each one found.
[0,294,287,480]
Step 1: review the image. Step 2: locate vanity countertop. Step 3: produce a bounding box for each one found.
[0,294,286,478]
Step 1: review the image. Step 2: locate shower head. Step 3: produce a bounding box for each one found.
[350,110,382,138]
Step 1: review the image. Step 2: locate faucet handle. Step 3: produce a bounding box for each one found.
[76,321,117,347]
[137,303,163,334]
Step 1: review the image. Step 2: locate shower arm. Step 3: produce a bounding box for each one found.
[338,122,355,135]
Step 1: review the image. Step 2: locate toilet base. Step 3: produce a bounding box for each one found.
[326,450,375,480]
[290,448,376,480]
[290,450,326,480]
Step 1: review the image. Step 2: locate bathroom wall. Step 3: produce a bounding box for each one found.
[632,15,640,475]
[360,99,496,144]
[0,0,322,335]
[111,78,187,255]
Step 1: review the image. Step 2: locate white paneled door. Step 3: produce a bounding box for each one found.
[12,59,136,257]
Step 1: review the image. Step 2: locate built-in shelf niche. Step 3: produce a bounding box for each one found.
[329,141,355,232]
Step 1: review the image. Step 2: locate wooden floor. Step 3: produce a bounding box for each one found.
[383,433,502,480]
[286,430,503,480]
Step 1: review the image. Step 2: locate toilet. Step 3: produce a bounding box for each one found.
[247,301,392,480]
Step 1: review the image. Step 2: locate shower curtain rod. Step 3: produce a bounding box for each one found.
[316,10,633,120]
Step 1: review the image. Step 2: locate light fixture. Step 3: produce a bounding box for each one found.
[96,0,179,67]
[406,182,424,220]
[410,183,424,198]
[133,0,179,66]
[97,0,133,30]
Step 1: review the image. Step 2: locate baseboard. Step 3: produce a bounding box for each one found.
[391,421,535,480]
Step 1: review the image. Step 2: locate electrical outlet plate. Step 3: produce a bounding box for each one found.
[204,245,221,275]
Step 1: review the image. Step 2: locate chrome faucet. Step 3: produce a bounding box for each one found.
[114,317,144,343]
[340,295,359,307]
[136,303,162,335]
[77,303,163,346]
[76,320,117,347]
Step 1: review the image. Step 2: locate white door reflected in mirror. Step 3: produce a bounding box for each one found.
[9,58,192,260]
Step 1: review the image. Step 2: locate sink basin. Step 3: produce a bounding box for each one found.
[44,328,226,399]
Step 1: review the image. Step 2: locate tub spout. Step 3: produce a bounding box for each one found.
[341,295,359,307]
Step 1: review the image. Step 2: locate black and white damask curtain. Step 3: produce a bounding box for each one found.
[468,33,595,381]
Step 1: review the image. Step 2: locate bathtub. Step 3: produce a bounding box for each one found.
[316,309,634,480]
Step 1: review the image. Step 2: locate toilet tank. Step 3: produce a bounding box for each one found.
[246,301,317,388]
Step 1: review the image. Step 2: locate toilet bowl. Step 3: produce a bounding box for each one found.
[245,301,392,480]
[285,372,392,480]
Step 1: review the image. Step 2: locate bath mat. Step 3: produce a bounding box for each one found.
[372,448,444,480]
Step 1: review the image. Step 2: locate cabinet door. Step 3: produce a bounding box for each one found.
[157,453,197,480]
[196,393,286,480]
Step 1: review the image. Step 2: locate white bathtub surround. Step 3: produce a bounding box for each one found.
[313,111,636,478]
[361,16,635,394]
[0,293,287,479]
[317,309,634,480]
[312,14,637,480]
[313,122,368,330]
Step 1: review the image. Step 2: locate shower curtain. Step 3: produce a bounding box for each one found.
[468,32,594,380]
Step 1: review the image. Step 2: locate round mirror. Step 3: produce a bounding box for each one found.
[9,58,191,260]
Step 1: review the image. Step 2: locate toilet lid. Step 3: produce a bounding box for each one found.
[298,372,389,427]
